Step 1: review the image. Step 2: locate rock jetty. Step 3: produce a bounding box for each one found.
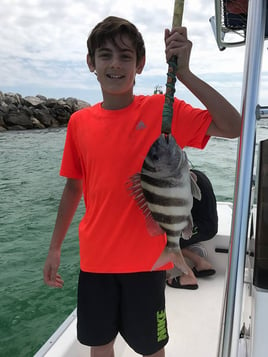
[0,91,90,132]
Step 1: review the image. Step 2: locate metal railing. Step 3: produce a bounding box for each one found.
[217,0,267,356]
[210,0,247,50]
[256,105,268,120]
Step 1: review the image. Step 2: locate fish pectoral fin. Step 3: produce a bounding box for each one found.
[190,172,202,200]
[181,216,193,239]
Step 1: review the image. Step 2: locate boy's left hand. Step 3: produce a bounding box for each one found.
[164,27,192,77]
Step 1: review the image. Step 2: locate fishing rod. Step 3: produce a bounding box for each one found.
[161,0,185,134]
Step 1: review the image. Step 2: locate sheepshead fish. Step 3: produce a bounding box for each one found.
[128,133,201,251]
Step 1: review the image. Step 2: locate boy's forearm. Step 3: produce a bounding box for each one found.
[177,70,241,138]
[48,179,83,252]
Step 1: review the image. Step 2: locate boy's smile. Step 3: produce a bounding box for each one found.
[87,35,145,109]
[106,74,124,79]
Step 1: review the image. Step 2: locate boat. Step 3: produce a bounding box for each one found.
[34,202,233,357]
[34,1,268,356]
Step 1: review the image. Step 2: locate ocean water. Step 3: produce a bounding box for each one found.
[0,124,267,357]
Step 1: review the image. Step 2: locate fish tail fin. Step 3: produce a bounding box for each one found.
[152,248,189,275]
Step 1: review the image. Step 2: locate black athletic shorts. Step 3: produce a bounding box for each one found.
[77,270,169,355]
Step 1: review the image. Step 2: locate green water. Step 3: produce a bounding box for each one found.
[0,125,267,356]
[0,129,83,357]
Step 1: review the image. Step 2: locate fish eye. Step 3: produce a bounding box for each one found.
[152,154,160,161]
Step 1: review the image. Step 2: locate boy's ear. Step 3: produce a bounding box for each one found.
[86,54,95,72]
[136,56,146,74]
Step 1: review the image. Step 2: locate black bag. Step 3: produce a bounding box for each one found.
[180,169,218,249]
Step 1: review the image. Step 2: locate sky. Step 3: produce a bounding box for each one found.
[1,0,267,110]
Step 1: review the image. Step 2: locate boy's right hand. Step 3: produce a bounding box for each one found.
[164,27,192,77]
[43,249,64,288]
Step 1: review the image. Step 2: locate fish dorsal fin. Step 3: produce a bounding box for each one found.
[127,173,165,237]
[190,171,202,201]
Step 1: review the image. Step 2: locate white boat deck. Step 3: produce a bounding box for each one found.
[164,274,225,357]
[35,203,233,357]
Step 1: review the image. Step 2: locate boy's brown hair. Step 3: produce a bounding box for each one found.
[87,16,145,66]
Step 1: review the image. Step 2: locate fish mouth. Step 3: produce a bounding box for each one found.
[161,133,171,144]
[164,133,170,144]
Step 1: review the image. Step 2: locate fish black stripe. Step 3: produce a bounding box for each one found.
[143,189,187,206]
[142,160,156,172]
[166,240,180,248]
[141,174,181,188]
[151,212,188,224]
[160,227,182,237]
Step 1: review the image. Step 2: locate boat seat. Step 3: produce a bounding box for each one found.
[210,0,268,50]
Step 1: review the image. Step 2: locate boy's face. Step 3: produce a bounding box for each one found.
[87,35,145,98]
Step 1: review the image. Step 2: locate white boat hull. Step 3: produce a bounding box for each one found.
[34,202,234,357]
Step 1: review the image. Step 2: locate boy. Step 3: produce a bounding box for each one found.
[43,16,241,357]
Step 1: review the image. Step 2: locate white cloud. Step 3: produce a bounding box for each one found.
[0,0,267,107]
